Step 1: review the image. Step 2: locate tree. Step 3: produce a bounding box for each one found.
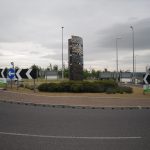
[64,68,69,78]
[83,69,91,79]
[46,63,53,71]
[104,68,108,72]
[30,64,40,70]
[53,65,58,71]
[30,64,41,77]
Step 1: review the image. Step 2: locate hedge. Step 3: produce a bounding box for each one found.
[38,80,132,94]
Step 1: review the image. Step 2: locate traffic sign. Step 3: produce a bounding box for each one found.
[0,68,37,79]
[8,68,15,79]
[143,74,150,84]
[143,73,150,94]
[0,69,8,78]
[15,69,37,80]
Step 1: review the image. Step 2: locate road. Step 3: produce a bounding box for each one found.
[0,102,150,150]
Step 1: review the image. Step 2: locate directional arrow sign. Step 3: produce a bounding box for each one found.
[20,69,28,79]
[143,74,150,84]
[26,69,32,79]
[8,68,15,79]
[0,69,8,78]
[143,73,150,93]
[15,69,37,79]
[29,69,37,79]
[15,69,22,80]
[1,69,5,78]
[146,74,150,84]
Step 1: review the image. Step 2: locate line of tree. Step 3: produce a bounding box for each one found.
[29,64,101,79]
[4,63,131,80]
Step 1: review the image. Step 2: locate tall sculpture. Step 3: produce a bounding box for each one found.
[68,36,83,80]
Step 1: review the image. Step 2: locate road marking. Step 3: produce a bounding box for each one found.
[0,131,142,140]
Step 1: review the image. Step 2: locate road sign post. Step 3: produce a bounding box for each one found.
[15,68,37,92]
[0,78,7,90]
[8,68,15,89]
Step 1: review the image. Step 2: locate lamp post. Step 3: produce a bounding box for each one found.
[130,26,135,84]
[135,55,137,74]
[134,55,138,84]
[61,27,64,80]
[116,37,121,82]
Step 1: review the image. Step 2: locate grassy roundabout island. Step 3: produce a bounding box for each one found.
[38,80,133,94]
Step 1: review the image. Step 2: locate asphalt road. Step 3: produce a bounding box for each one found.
[0,102,150,150]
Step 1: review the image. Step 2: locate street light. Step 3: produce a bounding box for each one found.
[135,55,137,74]
[61,27,64,80]
[130,26,135,84]
[134,55,138,83]
[116,37,121,82]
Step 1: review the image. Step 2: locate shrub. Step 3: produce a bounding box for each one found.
[70,83,83,93]
[37,80,132,94]
[59,82,71,92]
[106,87,117,94]
[119,86,133,93]
[38,83,48,91]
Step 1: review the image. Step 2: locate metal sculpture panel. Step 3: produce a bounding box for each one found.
[68,36,83,80]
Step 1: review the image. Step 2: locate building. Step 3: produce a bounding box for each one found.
[68,36,83,80]
[45,71,58,80]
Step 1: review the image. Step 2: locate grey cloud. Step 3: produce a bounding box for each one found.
[111,52,150,72]
[41,53,68,60]
[0,0,93,42]
[99,18,150,51]
[0,52,4,56]
[30,51,40,54]
[41,54,53,59]
[0,0,149,71]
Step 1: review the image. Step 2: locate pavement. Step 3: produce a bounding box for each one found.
[0,102,150,150]
[0,87,150,108]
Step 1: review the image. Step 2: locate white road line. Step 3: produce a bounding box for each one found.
[0,132,142,140]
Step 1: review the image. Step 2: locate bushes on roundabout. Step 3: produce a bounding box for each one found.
[38,80,133,94]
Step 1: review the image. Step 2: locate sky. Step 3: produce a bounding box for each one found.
[0,0,150,72]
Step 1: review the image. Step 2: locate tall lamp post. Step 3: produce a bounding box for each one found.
[135,55,137,74]
[61,27,64,80]
[116,37,121,82]
[130,26,135,84]
[135,55,138,84]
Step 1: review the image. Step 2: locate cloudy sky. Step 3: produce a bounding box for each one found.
[0,0,150,72]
